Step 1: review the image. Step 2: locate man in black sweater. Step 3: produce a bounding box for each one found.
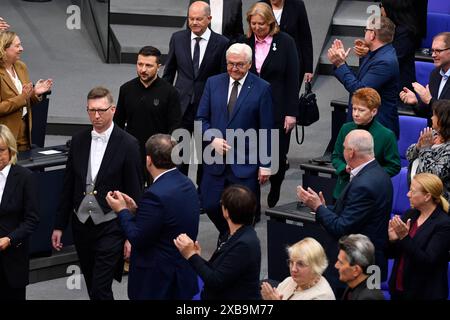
[114,46,182,184]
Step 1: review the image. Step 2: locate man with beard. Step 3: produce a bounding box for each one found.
[114,46,182,185]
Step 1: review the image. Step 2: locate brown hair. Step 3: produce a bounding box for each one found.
[87,86,114,105]
[351,88,381,111]
[375,16,395,44]
[432,100,450,142]
[246,2,280,38]
[433,32,450,48]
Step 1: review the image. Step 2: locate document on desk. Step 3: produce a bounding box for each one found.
[38,150,62,155]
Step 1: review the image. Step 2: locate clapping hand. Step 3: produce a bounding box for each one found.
[0,17,9,31]
[21,83,34,100]
[389,215,411,240]
[353,38,369,58]
[174,233,201,259]
[261,282,283,300]
[412,82,432,105]
[33,79,53,96]
[416,127,434,149]
[399,87,418,105]
[327,39,351,67]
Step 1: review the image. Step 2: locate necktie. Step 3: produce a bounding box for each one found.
[227,81,239,118]
[91,131,106,143]
[192,37,201,78]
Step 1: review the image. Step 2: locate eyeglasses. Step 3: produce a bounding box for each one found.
[286,259,308,269]
[430,48,450,55]
[408,188,425,195]
[227,62,247,69]
[86,105,113,115]
[364,28,375,33]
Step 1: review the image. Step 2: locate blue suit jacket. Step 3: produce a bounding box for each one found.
[189,225,261,300]
[162,29,229,115]
[196,72,274,178]
[316,160,393,280]
[118,169,200,300]
[334,44,400,137]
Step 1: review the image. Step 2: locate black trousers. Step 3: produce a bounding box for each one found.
[268,126,291,193]
[72,216,124,300]
[0,256,25,300]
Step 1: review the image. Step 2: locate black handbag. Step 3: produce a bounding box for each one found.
[295,82,319,144]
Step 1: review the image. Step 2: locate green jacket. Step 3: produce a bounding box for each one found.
[332,120,401,199]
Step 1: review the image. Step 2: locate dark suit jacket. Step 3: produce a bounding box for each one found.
[196,72,273,178]
[0,61,41,143]
[55,125,143,230]
[247,31,299,125]
[261,0,313,80]
[342,279,385,300]
[414,67,450,121]
[189,225,261,300]
[118,169,200,300]
[316,160,393,280]
[387,207,450,300]
[335,44,400,137]
[188,0,244,42]
[162,29,229,116]
[0,165,39,288]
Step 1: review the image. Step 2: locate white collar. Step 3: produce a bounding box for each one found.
[350,159,375,179]
[191,28,211,41]
[92,122,114,141]
[229,72,248,87]
[153,167,177,183]
[0,163,11,178]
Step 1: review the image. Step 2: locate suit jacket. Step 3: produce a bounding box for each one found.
[334,44,400,137]
[414,67,450,121]
[189,225,261,300]
[196,72,274,178]
[247,31,300,126]
[118,169,200,300]
[261,0,313,80]
[55,125,143,230]
[387,207,450,300]
[0,165,39,288]
[316,160,393,280]
[0,61,41,143]
[162,29,229,116]
[188,0,244,42]
[342,279,385,300]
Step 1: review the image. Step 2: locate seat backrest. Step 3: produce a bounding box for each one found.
[421,13,450,48]
[428,0,450,14]
[415,61,435,87]
[398,115,427,167]
[391,167,410,217]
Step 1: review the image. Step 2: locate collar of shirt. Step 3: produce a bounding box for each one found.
[191,28,211,42]
[255,34,273,45]
[439,68,450,80]
[0,163,11,180]
[228,73,248,102]
[91,122,114,144]
[350,158,375,180]
[153,167,177,183]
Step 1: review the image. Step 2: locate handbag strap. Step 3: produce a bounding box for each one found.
[295,123,305,144]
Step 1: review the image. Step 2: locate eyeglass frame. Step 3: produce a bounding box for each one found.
[226,62,248,69]
[430,47,450,55]
[86,104,114,115]
[286,259,308,269]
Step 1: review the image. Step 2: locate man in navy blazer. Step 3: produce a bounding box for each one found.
[400,32,450,123]
[196,43,274,240]
[163,1,229,178]
[106,134,200,300]
[328,16,400,137]
[299,130,393,284]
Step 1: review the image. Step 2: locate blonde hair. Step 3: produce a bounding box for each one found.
[0,124,17,164]
[287,237,328,276]
[413,173,449,213]
[0,31,17,65]
[246,2,280,38]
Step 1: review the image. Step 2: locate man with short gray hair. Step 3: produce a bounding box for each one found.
[336,234,384,300]
[298,129,393,285]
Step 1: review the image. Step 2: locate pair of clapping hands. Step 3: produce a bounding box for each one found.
[327,38,368,68]
[21,79,53,100]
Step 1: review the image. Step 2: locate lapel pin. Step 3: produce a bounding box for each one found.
[272,42,277,51]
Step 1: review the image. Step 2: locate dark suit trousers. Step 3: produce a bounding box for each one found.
[0,255,25,300]
[269,125,290,190]
[179,102,203,188]
[201,166,259,240]
[72,216,124,300]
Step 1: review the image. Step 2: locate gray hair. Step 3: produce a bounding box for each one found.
[338,234,375,274]
[189,1,211,16]
[346,129,374,157]
[226,43,252,63]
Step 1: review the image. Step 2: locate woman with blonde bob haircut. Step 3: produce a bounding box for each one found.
[387,173,450,300]
[0,124,39,300]
[261,237,335,300]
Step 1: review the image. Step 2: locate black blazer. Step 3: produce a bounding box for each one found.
[0,165,39,288]
[188,225,261,300]
[387,207,450,300]
[188,0,244,42]
[414,67,450,121]
[162,29,229,115]
[261,0,313,80]
[247,31,300,125]
[342,279,385,300]
[55,125,143,230]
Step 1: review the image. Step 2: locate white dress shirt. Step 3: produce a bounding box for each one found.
[191,28,211,67]
[438,68,450,99]
[6,67,26,117]
[350,159,375,181]
[273,8,283,24]
[153,167,177,183]
[227,73,248,103]
[90,123,114,181]
[210,0,223,35]
[0,164,11,204]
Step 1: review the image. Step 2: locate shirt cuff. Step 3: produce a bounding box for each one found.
[259,167,271,176]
